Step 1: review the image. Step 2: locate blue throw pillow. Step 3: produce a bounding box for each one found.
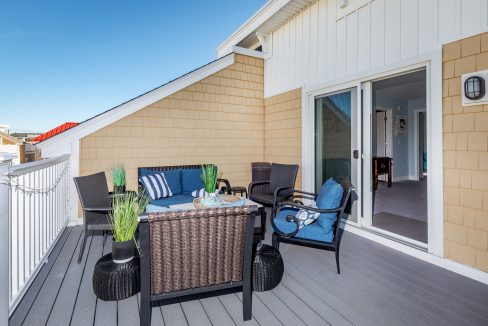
[139,168,181,195]
[315,178,344,231]
[181,169,205,194]
[139,173,173,200]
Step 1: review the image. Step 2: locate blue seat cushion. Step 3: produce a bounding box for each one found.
[181,168,204,194]
[274,208,334,243]
[140,168,182,195]
[316,178,343,231]
[150,194,194,208]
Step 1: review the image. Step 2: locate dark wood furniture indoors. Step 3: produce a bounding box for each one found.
[373,156,392,190]
[139,206,258,325]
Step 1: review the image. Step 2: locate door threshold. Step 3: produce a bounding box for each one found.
[360,225,428,250]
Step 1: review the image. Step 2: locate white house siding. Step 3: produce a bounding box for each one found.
[264,0,488,97]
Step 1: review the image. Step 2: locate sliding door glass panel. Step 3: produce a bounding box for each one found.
[315,92,352,192]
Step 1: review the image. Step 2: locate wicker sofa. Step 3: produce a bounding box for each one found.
[138,165,231,209]
[139,206,258,325]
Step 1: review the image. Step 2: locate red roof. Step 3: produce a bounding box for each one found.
[32,122,79,142]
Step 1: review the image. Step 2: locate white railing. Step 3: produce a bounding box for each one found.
[0,154,71,313]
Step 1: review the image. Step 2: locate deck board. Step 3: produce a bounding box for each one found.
[10,222,488,326]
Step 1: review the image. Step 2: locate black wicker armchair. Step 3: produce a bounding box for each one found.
[271,178,354,274]
[248,163,299,237]
[74,172,113,263]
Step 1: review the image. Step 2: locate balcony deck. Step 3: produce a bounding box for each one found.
[9,219,488,326]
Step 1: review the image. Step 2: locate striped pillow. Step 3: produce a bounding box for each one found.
[139,173,173,200]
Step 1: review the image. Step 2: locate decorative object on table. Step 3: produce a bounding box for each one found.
[74,172,113,263]
[271,178,355,274]
[139,206,258,324]
[93,253,140,301]
[191,187,218,198]
[109,191,149,263]
[231,186,248,198]
[252,243,284,292]
[109,164,126,194]
[200,164,219,202]
[192,194,245,208]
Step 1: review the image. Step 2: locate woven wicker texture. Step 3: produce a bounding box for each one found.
[148,206,251,295]
[252,244,284,292]
[92,254,140,301]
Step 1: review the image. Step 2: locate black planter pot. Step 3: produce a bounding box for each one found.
[112,239,135,263]
[114,185,126,194]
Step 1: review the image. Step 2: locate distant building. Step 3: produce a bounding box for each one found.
[32,122,79,143]
[0,130,24,165]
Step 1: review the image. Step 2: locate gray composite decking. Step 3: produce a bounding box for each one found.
[9,218,488,326]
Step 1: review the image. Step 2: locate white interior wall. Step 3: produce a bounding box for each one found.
[264,0,488,97]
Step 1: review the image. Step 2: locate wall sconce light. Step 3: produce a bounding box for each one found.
[464,76,485,100]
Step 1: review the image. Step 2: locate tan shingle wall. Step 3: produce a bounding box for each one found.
[443,32,488,272]
[264,88,302,188]
[80,54,264,190]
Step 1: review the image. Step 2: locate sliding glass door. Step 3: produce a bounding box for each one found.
[314,88,359,223]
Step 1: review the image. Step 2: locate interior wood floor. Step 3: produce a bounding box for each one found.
[10,215,488,326]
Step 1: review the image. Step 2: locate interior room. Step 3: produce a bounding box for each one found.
[371,70,428,243]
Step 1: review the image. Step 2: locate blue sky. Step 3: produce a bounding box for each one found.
[0,1,265,132]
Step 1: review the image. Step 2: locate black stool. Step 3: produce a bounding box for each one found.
[253,244,284,291]
[93,253,140,301]
[231,186,248,198]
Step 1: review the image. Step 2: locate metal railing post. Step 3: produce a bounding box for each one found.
[0,160,11,326]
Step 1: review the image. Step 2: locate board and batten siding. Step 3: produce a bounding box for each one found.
[264,88,302,188]
[80,54,264,191]
[442,32,488,272]
[265,0,488,97]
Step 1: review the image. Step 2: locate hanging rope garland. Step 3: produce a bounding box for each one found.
[0,160,71,195]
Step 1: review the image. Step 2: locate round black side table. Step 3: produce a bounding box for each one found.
[231,186,248,198]
[93,253,140,301]
[253,244,284,292]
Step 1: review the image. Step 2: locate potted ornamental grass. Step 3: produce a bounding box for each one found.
[109,191,148,263]
[200,164,219,200]
[109,164,126,194]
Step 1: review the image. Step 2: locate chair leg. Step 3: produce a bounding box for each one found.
[335,249,340,274]
[242,279,252,321]
[260,209,266,240]
[272,233,279,250]
[78,230,89,263]
[140,298,151,326]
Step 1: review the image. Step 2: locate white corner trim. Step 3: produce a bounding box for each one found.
[344,224,488,285]
[37,53,236,152]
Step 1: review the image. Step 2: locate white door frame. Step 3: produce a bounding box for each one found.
[302,49,443,257]
[414,109,427,181]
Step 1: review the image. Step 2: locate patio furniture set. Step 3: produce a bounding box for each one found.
[73,163,354,325]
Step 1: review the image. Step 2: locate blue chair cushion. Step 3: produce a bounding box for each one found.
[274,207,334,243]
[181,168,204,194]
[150,194,194,208]
[139,168,182,195]
[316,178,344,231]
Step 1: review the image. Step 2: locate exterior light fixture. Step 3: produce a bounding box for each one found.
[464,76,485,100]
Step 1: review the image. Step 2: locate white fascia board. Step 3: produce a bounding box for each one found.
[37,53,236,153]
[216,0,290,57]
